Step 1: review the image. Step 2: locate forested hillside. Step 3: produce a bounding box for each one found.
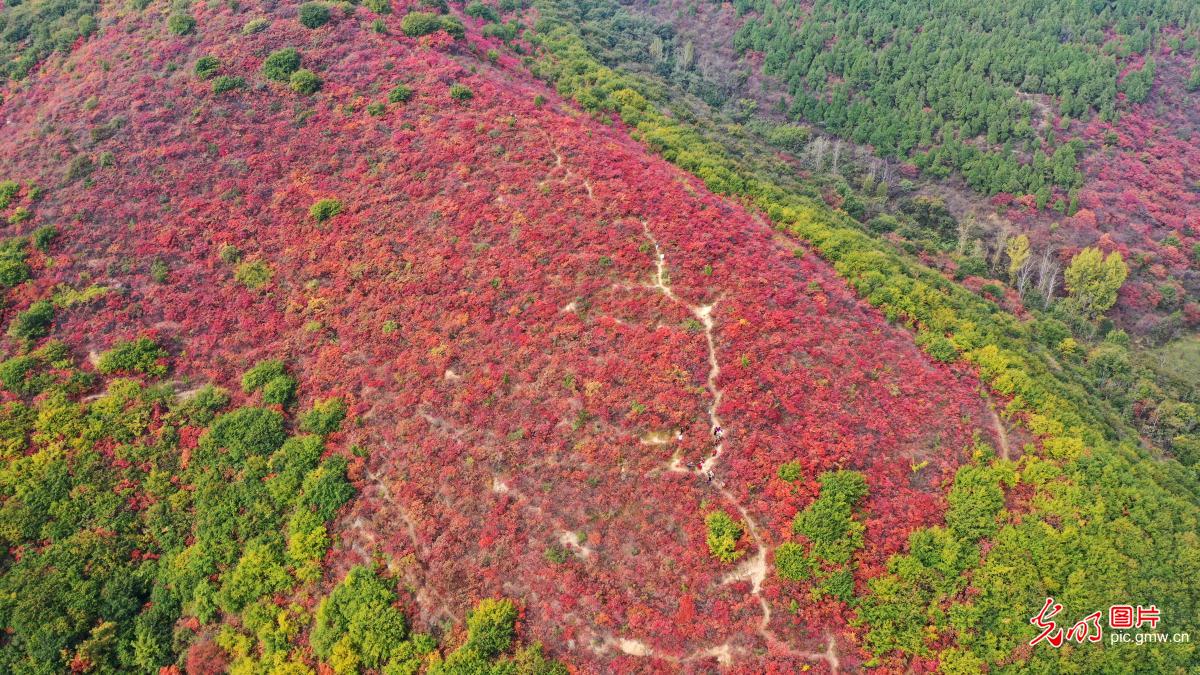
[0,0,1197,672]
[729,0,1199,194]
[605,0,1200,343]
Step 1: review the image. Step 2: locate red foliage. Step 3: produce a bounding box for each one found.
[184,639,226,675]
[1074,49,1200,332]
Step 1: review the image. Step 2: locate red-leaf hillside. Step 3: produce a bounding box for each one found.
[0,1,999,670]
[1077,50,1200,336]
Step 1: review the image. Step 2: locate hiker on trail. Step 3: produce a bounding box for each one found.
[676,429,684,442]
[706,471,715,482]
[712,426,724,440]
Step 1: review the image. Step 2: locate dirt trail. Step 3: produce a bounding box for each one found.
[638,221,839,672]
[641,223,726,473]
[989,405,1013,461]
[341,461,457,626]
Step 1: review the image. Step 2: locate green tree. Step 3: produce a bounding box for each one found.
[32,226,58,252]
[943,465,1006,541]
[202,407,287,463]
[365,0,392,14]
[216,539,290,612]
[309,198,343,221]
[262,374,297,405]
[401,11,442,36]
[96,337,168,375]
[401,12,464,38]
[299,397,347,435]
[774,541,811,580]
[0,181,19,209]
[464,598,518,658]
[298,3,331,29]
[286,508,329,581]
[704,510,744,563]
[167,14,196,36]
[234,259,272,288]
[1064,246,1128,319]
[212,75,245,94]
[262,48,301,82]
[1120,57,1155,102]
[1005,234,1030,282]
[300,456,354,520]
[0,238,31,288]
[777,460,803,482]
[290,69,322,95]
[194,56,220,80]
[388,84,414,103]
[312,566,408,668]
[8,300,53,341]
[792,470,867,564]
[243,359,288,392]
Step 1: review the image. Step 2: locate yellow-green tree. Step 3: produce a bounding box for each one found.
[704,510,745,563]
[1005,234,1030,281]
[1064,246,1128,319]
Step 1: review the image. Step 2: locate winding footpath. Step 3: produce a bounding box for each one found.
[639,222,839,671]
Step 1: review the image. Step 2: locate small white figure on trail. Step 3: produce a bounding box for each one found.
[713,426,724,440]
[676,429,684,442]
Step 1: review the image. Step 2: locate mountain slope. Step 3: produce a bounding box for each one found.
[0,0,1003,671]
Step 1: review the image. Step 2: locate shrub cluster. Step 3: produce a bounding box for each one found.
[96,337,168,376]
[309,198,343,221]
[290,69,322,95]
[298,3,331,29]
[262,48,301,82]
[242,359,297,406]
[400,11,464,38]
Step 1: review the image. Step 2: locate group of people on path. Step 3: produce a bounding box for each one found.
[681,425,725,483]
